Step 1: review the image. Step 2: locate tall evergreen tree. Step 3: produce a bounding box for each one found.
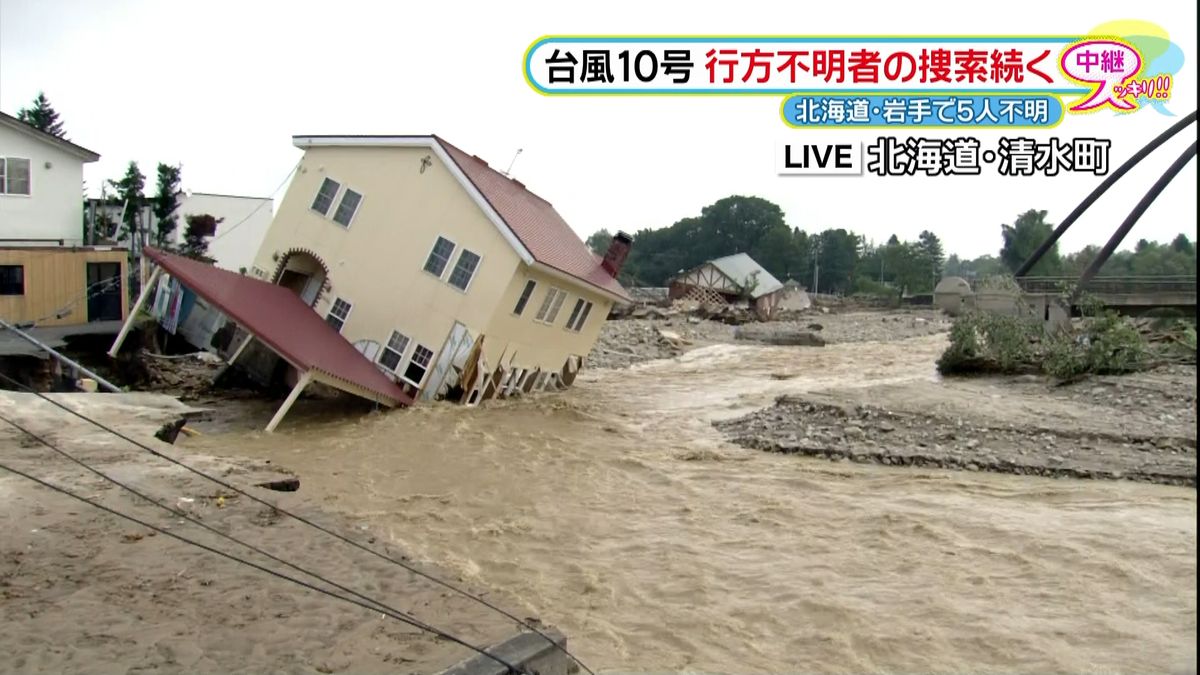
[152,164,183,247]
[109,162,146,243]
[16,92,67,138]
[916,230,945,284]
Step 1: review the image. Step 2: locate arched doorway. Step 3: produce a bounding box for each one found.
[271,248,329,307]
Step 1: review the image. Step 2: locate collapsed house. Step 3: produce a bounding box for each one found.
[112,134,633,430]
[668,253,785,318]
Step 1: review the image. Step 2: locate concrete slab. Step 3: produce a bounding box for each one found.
[437,629,573,675]
[0,321,124,357]
[0,391,208,439]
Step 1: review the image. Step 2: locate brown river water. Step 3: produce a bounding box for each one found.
[192,335,1197,673]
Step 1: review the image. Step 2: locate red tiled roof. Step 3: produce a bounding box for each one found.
[434,137,631,302]
[143,248,412,407]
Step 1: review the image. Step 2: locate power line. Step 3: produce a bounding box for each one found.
[211,162,300,243]
[0,455,524,673]
[0,371,593,675]
[25,274,124,327]
[0,411,522,671]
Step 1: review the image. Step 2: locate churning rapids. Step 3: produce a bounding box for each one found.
[192,335,1197,673]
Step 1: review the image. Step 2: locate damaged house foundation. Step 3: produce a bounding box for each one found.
[111,134,633,431]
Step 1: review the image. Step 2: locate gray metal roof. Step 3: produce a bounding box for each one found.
[708,253,784,298]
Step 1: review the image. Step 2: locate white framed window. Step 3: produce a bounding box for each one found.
[325,297,352,332]
[566,300,594,332]
[311,177,340,216]
[534,287,567,324]
[447,249,481,291]
[0,157,31,195]
[513,279,537,316]
[332,188,362,227]
[423,236,456,278]
[378,330,411,371]
[403,344,434,385]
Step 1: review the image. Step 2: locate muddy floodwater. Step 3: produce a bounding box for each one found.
[191,335,1197,673]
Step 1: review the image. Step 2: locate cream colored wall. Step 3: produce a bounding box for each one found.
[252,145,524,387]
[0,247,127,326]
[481,265,613,378]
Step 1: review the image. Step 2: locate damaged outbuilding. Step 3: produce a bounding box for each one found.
[109,248,413,431]
[668,253,785,319]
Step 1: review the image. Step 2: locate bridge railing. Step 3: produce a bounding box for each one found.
[1013,275,1197,295]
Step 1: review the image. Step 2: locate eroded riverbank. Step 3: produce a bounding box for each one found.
[181,334,1198,673]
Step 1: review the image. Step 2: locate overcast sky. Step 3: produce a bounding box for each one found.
[1,0,1195,259]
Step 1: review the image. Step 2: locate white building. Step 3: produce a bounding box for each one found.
[86,190,273,272]
[1,111,100,245]
[171,192,274,272]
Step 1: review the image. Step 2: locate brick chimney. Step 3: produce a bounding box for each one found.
[601,231,633,277]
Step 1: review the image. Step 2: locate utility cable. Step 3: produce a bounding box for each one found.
[0,371,593,675]
[0,451,525,674]
[211,162,300,243]
[0,411,524,672]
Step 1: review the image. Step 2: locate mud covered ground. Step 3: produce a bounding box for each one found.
[716,365,1198,487]
[0,392,521,674]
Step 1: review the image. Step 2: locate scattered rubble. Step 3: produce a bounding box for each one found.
[588,308,950,369]
[715,365,1197,487]
[137,351,227,398]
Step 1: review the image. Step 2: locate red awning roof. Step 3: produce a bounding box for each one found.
[143,247,412,407]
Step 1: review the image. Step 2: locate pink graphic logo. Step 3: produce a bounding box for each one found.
[1060,39,1143,112]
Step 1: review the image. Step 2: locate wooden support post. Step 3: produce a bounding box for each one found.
[107,266,162,358]
[227,333,254,365]
[265,371,313,433]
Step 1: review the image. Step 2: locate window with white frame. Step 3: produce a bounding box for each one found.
[404,344,434,385]
[423,236,456,277]
[325,297,352,332]
[378,331,411,371]
[332,188,362,227]
[534,287,567,324]
[447,249,481,291]
[311,177,340,216]
[566,300,594,332]
[513,279,536,315]
[0,158,31,195]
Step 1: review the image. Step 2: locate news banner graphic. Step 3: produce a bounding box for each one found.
[523,22,1184,177]
[778,137,1112,176]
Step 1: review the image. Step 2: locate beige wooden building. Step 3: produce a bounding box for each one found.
[0,246,128,326]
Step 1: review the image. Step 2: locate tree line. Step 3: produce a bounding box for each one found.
[15,91,219,259]
[588,196,1197,294]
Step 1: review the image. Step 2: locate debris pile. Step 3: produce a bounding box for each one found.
[137,351,227,398]
[715,377,1197,486]
[588,309,950,369]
